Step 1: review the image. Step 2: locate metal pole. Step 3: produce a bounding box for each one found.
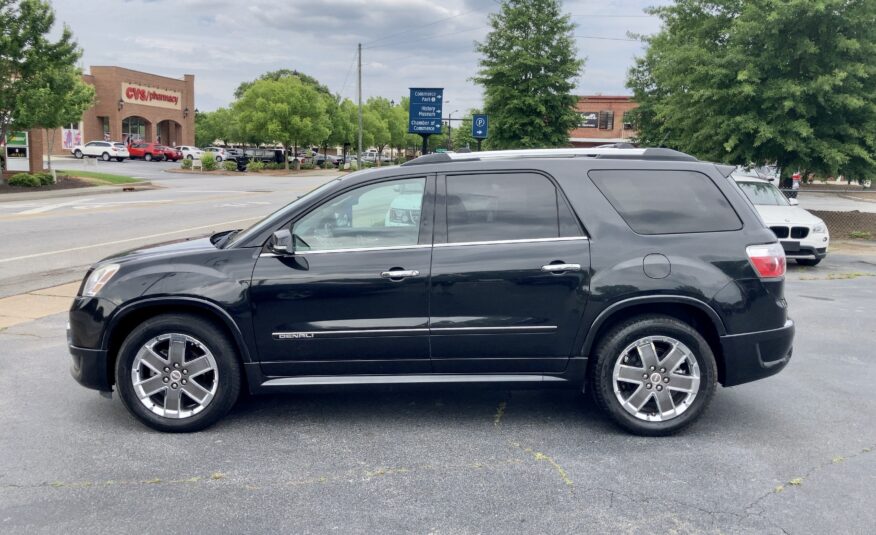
[421,134,429,155]
[357,43,363,168]
[477,139,482,152]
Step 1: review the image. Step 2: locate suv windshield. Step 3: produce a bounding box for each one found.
[736,180,788,206]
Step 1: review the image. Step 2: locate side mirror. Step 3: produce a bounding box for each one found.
[270,229,293,254]
[788,198,799,206]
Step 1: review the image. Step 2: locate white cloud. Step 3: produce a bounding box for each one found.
[56,0,667,112]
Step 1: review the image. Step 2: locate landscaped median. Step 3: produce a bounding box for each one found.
[0,169,149,196]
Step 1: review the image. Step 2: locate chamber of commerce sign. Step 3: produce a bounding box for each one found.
[121,82,182,110]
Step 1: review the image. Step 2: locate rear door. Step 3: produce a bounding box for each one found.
[428,171,590,373]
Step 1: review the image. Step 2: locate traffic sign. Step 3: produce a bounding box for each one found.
[472,114,488,139]
[408,88,444,134]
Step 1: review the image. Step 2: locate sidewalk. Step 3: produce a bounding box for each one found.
[0,282,79,329]
[0,181,153,202]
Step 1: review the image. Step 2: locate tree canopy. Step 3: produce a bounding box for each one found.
[474,0,584,149]
[234,69,331,100]
[628,0,876,180]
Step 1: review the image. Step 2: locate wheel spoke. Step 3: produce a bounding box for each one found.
[168,334,187,365]
[164,388,182,413]
[668,374,698,393]
[139,347,168,373]
[636,342,660,370]
[184,355,213,378]
[654,388,675,414]
[135,375,166,397]
[181,381,212,405]
[660,344,687,373]
[616,365,645,384]
[625,384,652,411]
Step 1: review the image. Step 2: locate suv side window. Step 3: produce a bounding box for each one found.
[589,170,742,234]
[445,173,569,243]
[293,177,426,252]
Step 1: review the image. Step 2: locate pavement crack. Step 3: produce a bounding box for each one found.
[493,400,507,428]
[509,441,574,491]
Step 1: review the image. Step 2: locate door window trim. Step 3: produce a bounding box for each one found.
[433,236,588,248]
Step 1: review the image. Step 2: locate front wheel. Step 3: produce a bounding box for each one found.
[144,153,152,162]
[796,257,822,266]
[115,314,242,432]
[591,315,717,436]
[101,152,110,161]
[186,154,193,160]
[215,156,222,163]
[74,149,83,159]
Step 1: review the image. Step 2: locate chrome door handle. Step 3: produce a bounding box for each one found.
[380,269,420,279]
[541,263,581,273]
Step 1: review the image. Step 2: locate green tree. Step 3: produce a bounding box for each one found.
[0,0,83,172]
[234,77,331,170]
[234,69,330,100]
[474,0,584,149]
[195,107,236,147]
[364,97,393,166]
[451,110,482,150]
[14,67,93,171]
[628,0,876,182]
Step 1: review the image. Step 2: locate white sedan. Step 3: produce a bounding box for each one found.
[203,146,229,162]
[734,175,829,266]
[176,145,204,160]
[71,141,130,162]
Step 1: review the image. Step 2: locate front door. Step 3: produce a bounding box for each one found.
[250,175,434,377]
[429,171,590,373]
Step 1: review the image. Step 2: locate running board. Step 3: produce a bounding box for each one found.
[260,374,569,388]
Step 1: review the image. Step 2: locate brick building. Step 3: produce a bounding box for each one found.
[40,66,195,156]
[569,95,637,147]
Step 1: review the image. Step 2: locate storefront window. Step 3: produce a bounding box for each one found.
[122,116,147,143]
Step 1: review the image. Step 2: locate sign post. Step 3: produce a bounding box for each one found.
[408,88,443,155]
[5,131,30,172]
[471,114,488,151]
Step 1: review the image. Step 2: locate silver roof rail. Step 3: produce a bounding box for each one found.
[401,147,697,166]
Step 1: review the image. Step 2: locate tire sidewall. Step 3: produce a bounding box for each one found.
[593,316,717,436]
[115,315,241,432]
[101,152,110,161]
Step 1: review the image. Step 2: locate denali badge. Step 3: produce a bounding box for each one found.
[274,332,315,340]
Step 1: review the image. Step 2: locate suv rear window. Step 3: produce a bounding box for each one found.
[589,170,742,234]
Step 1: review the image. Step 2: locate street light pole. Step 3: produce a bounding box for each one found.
[447,109,459,150]
[357,43,363,168]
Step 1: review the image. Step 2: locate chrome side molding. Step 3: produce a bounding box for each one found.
[261,374,569,387]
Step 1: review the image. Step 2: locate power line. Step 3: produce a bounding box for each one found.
[337,49,358,98]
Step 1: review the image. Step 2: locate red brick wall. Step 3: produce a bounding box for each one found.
[569,96,638,147]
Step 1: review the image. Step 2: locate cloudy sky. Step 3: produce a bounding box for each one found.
[51,0,669,112]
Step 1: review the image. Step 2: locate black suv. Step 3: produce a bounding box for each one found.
[69,148,794,435]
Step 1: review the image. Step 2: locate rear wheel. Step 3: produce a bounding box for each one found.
[74,149,83,159]
[116,157,125,162]
[796,257,822,266]
[115,314,242,432]
[215,156,222,163]
[144,153,152,162]
[186,154,193,160]
[591,315,717,436]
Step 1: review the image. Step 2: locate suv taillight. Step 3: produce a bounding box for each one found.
[746,243,786,278]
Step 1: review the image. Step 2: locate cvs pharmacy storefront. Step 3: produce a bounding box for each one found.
[43,66,195,155]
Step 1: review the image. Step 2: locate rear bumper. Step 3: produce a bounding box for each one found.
[719,319,794,386]
[69,344,112,391]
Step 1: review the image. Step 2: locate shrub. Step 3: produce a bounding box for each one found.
[849,230,873,240]
[8,173,41,187]
[200,151,217,171]
[33,172,54,185]
[223,160,237,171]
[247,160,265,172]
[301,162,315,170]
[265,162,282,170]
[180,158,193,170]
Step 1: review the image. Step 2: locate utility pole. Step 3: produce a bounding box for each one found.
[357,43,363,168]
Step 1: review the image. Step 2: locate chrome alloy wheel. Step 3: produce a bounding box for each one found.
[612,336,701,422]
[131,333,219,419]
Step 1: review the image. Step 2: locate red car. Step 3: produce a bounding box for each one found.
[128,142,166,161]
[159,145,182,162]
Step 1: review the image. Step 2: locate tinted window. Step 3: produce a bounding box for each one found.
[293,177,426,251]
[446,173,560,243]
[736,181,788,206]
[590,170,742,234]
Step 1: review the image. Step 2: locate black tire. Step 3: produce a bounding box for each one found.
[186,154,193,160]
[115,314,242,432]
[796,257,822,266]
[116,158,125,162]
[74,149,83,159]
[144,153,152,162]
[101,152,110,161]
[591,314,717,436]
[215,156,222,163]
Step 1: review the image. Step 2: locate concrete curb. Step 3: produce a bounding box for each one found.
[0,181,153,202]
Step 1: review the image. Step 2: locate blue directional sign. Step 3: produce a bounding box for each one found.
[472,114,488,139]
[408,88,443,134]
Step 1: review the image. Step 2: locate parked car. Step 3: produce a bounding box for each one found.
[203,147,229,162]
[128,142,166,162]
[71,141,129,162]
[733,175,829,266]
[69,147,793,435]
[312,153,340,167]
[735,165,776,183]
[245,148,284,163]
[224,149,243,162]
[159,146,183,162]
[176,146,203,160]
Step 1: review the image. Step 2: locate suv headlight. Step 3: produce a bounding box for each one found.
[812,222,826,233]
[82,264,120,297]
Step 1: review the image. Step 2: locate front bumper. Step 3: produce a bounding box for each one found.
[719,319,794,387]
[69,343,112,391]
